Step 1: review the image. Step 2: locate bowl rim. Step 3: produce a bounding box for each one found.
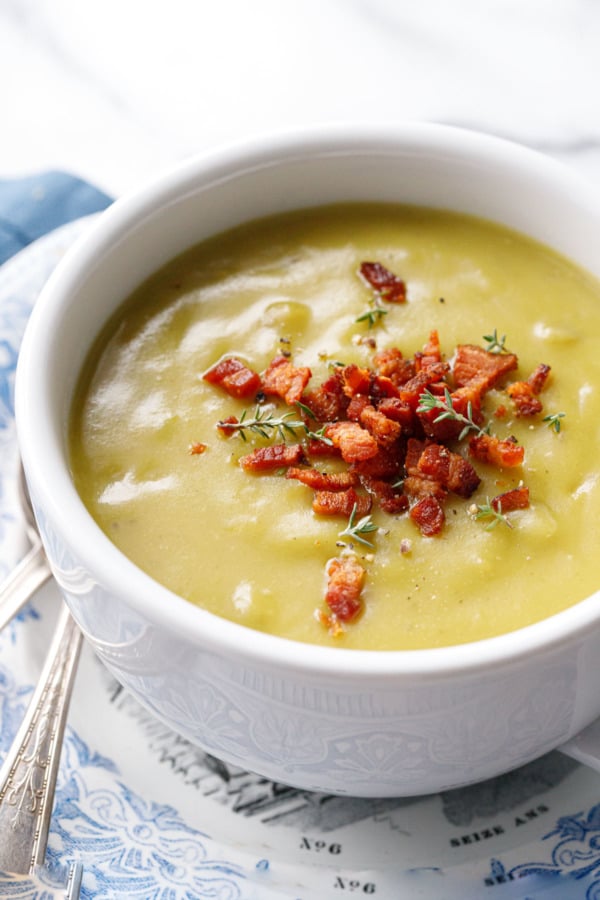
[15,120,600,680]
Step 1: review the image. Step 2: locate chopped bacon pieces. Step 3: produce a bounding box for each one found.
[312,487,372,518]
[399,363,449,412]
[189,441,208,455]
[373,347,415,386]
[491,485,530,513]
[361,476,409,514]
[203,357,262,398]
[415,329,443,370]
[359,405,403,448]
[346,393,372,422]
[410,495,445,536]
[506,381,542,416]
[240,443,304,472]
[507,363,551,416]
[340,363,371,398]
[351,446,402,480]
[359,261,407,303]
[305,437,340,458]
[527,363,551,395]
[403,474,448,502]
[453,345,518,390]
[324,421,379,463]
[469,433,524,468]
[302,373,348,423]
[286,467,358,491]
[216,415,240,437]
[324,555,366,621]
[203,308,558,633]
[262,355,312,405]
[416,443,481,498]
[376,397,414,427]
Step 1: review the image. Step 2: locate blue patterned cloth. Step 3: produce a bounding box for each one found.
[0,171,112,265]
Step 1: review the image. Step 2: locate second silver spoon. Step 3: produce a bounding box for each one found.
[0,464,83,887]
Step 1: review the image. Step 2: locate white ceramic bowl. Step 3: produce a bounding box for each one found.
[15,123,600,797]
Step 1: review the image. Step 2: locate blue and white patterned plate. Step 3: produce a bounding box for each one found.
[2,219,600,899]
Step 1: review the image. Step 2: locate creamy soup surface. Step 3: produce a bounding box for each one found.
[70,204,600,650]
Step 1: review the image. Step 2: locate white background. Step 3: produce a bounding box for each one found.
[3,0,600,197]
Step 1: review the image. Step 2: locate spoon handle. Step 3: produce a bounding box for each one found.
[0,537,51,631]
[0,603,82,874]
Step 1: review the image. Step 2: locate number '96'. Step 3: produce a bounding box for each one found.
[334,876,376,893]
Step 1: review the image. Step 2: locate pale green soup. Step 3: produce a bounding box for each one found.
[69,204,600,649]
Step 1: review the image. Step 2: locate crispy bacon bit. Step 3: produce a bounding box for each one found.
[415,329,443,370]
[314,607,345,637]
[346,394,372,422]
[416,443,481,498]
[491,486,530,513]
[418,378,488,442]
[527,363,551,394]
[410,495,445,536]
[340,364,371,398]
[449,378,488,421]
[203,357,262,398]
[324,555,366,621]
[376,397,414,428]
[469,433,525,468]
[189,441,208,455]
[325,421,379,463]
[507,363,551,417]
[359,405,402,449]
[286,467,358,491]
[399,363,450,412]
[373,347,416,386]
[371,374,401,400]
[506,381,543,416]
[453,345,518,390]
[405,438,428,476]
[351,446,402,480]
[403,474,447,503]
[359,262,407,304]
[312,487,372,518]
[216,415,240,437]
[240,443,304,472]
[262,355,312,405]
[302,373,348,423]
[362,476,409,514]
[305,437,340,458]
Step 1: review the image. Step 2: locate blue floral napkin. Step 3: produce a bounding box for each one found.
[0,171,112,266]
[0,171,111,898]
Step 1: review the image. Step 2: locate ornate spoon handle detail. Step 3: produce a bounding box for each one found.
[0,603,83,874]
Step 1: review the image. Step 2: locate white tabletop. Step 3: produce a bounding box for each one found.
[3,0,600,197]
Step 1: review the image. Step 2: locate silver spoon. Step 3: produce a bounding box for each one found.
[0,466,52,631]
[0,464,83,895]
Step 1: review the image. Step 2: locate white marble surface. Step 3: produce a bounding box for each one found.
[3,0,600,197]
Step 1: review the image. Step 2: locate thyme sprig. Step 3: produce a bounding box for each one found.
[483,329,509,354]
[417,388,491,441]
[219,401,335,445]
[219,405,306,442]
[305,424,334,445]
[338,503,378,547]
[473,499,514,530]
[543,411,566,433]
[288,402,334,445]
[355,300,388,329]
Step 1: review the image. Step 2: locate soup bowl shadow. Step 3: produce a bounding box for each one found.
[15,123,600,797]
